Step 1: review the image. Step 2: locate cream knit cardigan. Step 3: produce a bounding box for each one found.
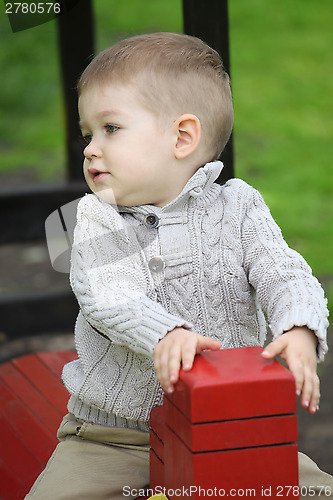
[63,161,329,430]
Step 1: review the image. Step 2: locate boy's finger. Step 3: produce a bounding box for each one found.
[301,369,320,413]
[182,337,220,371]
[167,345,183,385]
[154,348,173,391]
[309,373,320,413]
[181,341,197,372]
[261,337,286,359]
[195,337,221,355]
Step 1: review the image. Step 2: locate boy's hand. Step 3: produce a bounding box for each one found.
[262,327,319,414]
[154,327,221,394]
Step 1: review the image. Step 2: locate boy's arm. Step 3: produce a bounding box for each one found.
[240,184,329,411]
[241,184,329,359]
[70,194,192,357]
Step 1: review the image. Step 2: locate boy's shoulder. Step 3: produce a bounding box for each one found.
[216,177,267,215]
[219,177,258,199]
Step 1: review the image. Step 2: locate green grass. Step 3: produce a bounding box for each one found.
[0,0,183,181]
[0,0,332,304]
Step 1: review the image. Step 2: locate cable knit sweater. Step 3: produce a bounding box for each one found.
[63,161,329,431]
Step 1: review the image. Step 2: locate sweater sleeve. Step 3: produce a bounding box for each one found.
[70,194,192,357]
[240,183,329,360]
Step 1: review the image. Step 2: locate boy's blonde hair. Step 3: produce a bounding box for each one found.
[78,32,234,161]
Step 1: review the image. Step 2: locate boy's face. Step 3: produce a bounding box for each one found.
[79,83,185,207]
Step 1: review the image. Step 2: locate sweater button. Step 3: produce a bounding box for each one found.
[148,257,164,273]
[143,213,159,228]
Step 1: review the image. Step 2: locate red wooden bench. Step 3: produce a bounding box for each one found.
[0,347,299,499]
[0,351,77,499]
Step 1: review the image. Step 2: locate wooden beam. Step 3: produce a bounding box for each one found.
[182,0,234,183]
[0,182,86,244]
[56,0,95,181]
[0,290,78,340]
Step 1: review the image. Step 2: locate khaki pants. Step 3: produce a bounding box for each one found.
[25,414,150,500]
[26,414,333,500]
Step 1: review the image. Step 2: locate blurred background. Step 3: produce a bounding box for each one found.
[0,0,332,474]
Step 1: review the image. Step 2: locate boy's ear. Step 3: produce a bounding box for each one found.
[173,114,201,159]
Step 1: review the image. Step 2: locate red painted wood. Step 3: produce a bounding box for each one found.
[150,429,164,463]
[37,350,77,379]
[149,347,299,496]
[0,362,63,435]
[149,449,164,491]
[164,424,299,498]
[0,456,28,500]
[1,348,298,498]
[0,415,43,489]
[166,346,296,423]
[150,404,164,442]
[0,378,56,463]
[12,354,71,415]
[0,351,76,500]
[164,397,297,451]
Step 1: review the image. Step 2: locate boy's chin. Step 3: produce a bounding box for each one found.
[94,187,117,205]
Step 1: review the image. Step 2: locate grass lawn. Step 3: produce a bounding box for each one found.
[0,0,332,304]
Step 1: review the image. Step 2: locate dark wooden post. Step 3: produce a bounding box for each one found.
[56,0,95,181]
[182,0,234,184]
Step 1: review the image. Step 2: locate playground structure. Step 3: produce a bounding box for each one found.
[0,347,299,499]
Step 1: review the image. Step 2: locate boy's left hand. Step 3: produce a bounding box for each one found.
[262,326,319,414]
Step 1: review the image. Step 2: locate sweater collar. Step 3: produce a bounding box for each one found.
[172,160,223,204]
[119,161,223,216]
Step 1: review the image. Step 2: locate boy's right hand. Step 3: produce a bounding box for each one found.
[153,327,221,394]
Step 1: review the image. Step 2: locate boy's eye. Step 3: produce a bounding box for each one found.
[105,124,119,134]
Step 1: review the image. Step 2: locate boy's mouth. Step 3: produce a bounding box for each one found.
[88,167,110,183]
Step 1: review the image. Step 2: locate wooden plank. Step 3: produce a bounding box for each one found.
[149,449,165,491]
[166,347,296,423]
[0,361,63,435]
[0,456,28,500]
[56,0,95,180]
[0,379,56,463]
[150,429,164,463]
[13,354,71,415]
[165,397,297,452]
[0,182,86,244]
[182,0,234,184]
[0,352,75,498]
[37,351,77,379]
[0,415,43,491]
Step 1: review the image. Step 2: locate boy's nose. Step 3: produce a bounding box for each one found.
[84,139,102,159]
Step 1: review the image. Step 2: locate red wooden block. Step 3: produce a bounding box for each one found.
[150,404,165,443]
[150,347,299,497]
[149,449,165,491]
[150,429,164,463]
[166,346,296,423]
[164,397,297,452]
[150,404,165,489]
[164,425,298,499]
